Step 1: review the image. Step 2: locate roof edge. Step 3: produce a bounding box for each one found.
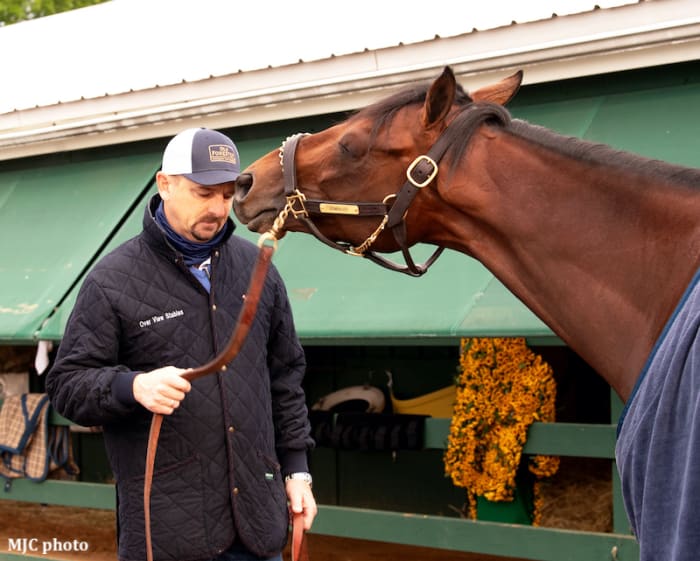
[1,1,699,161]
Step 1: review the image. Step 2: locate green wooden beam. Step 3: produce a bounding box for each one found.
[1,553,50,561]
[52,415,619,459]
[609,390,632,534]
[48,409,72,426]
[524,422,617,458]
[0,480,640,561]
[0,479,115,510]
[612,467,631,535]
[424,419,617,458]
[312,505,640,561]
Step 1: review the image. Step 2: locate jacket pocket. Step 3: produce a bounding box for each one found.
[232,450,288,555]
[118,454,209,561]
[256,450,287,507]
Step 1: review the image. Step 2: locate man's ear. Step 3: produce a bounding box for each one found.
[156,171,172,200]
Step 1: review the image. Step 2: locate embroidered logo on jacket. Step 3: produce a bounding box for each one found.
[138,309,184,328]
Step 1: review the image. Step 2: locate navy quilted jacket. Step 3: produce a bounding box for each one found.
[46,195,312,561]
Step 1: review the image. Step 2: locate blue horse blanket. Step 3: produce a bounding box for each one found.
[616,268,700,561]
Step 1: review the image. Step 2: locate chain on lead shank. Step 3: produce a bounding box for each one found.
[258,134,312,249]
[257,190,309,249]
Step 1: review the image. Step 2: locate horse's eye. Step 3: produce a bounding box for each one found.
[338,132,367,160]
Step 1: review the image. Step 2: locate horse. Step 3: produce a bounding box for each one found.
[233,66,700,560]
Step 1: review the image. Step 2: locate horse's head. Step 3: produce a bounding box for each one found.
[233,66,522,260]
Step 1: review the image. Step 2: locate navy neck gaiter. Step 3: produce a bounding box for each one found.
[155,201,227,266]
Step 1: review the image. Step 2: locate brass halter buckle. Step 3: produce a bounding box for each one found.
[273,131,445,276]
[406,155,438,188]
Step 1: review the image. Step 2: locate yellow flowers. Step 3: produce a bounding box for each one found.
[444,337,559,524]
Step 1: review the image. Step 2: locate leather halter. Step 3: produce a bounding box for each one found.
[143,238,308,561]
[276,102,513,277]
[279,133,449,277]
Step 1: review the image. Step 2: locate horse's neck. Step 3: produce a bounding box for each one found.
[437,129,700,401]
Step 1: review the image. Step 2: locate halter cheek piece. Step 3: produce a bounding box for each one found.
[269,102,513,275]
[274,132,453,277]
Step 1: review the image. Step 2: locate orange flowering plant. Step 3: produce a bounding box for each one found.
[444,337,559,524]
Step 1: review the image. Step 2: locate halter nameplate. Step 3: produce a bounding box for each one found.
[319,203,360,215]
[277,132,446,276]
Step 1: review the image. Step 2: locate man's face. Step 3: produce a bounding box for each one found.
[157,173,235,242]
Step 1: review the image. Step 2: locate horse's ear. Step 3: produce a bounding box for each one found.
[469,70,523,106]
[421,67,456,128]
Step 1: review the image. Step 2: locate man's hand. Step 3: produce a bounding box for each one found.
[133,366,192,415]
[285,479,317,530]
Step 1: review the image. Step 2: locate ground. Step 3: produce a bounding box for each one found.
[0,348,611,560]
[0,456,611,560]
[0,500,534,561]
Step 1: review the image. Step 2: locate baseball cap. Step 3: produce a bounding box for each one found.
[161,128,241,185]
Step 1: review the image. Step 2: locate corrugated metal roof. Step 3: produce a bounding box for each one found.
[3,0,700,160]
[0,0,637,114]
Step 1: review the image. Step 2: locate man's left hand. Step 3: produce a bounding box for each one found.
[285,479,317,530]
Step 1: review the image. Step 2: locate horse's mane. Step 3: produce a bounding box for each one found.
[353,81,700,189]
[508,120,700,189]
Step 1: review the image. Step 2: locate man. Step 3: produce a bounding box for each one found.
[46,128,316,561]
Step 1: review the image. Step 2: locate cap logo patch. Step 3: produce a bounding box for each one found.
[208,144,237,164]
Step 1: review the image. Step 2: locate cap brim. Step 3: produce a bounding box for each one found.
[183,169,240,186]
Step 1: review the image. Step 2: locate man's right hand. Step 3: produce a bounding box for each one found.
[133,366,192,414]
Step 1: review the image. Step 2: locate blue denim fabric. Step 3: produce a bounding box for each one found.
[209,542,282,561]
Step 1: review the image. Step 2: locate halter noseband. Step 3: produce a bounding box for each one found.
[275,133,448,277]
[272,102,511,276]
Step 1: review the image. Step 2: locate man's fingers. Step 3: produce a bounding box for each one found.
[303,509,315,530]
[160,386,187,401]
[158,395,181,408]
[159,369,191,392]
[133,366,191,414]
[286,480,317,530]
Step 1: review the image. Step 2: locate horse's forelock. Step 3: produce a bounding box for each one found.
[352,80,472,141]
[344,90,510,178]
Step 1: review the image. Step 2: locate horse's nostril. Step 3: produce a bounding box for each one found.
[235,173,253,198]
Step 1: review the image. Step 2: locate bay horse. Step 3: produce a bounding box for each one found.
[233,67,700,560]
